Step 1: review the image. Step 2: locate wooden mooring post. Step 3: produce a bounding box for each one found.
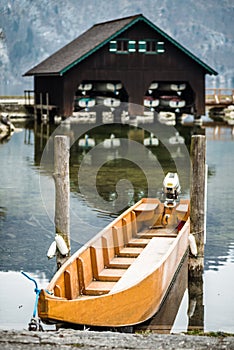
[54,135,71,269]
[189,134,206,276]
[46,92,49,120]
[188,134,206,331]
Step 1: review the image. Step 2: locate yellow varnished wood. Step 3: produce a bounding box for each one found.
[127,238,150,247]
[38,198,190,327]
[84,281,116,295]
[98,268,126,282]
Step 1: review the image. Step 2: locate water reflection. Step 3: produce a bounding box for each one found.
[36,122,192,195]
[0,271,55,331]
[205,128,234,271]
[0,120,234,332]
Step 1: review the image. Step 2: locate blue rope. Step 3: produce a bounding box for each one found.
[21,271,41,318]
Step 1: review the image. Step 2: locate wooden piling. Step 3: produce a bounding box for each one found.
[46,92,49,120]
[54,135,71,269]
[187,274,204,331]
[34,92,37,120]
[40,93,43,120]
[189,134,206,276]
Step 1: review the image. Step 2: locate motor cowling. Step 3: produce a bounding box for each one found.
[163,172,181,207]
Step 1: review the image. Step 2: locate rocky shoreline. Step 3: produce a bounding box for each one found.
[0,329,234,350]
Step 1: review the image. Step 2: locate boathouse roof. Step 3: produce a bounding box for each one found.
[24,14,217,77]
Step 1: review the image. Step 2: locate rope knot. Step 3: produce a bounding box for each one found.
[34,287,41,294]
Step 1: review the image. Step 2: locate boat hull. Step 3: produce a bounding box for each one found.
[38,213,189,327]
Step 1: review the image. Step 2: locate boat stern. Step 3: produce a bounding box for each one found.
[38,289,49,320]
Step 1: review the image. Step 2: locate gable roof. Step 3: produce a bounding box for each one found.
[24,14,217,77]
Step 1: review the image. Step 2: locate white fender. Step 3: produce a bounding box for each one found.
[47,240,57,259]
[189,234,197,257]
[187,298,197,318]
[55,234,69,256]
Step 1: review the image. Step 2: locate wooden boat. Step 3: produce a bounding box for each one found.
[158,111,176,125]
[96,96,121,108]
[38,196,190,328]
[168,132,185,145]
[94,82,123,93]
[147,82,159,93]
[143,133,159,146]
[103,134,121,148]
[224,105,234,125]
[144,96,160,108]
[158,83,186,92]
[170,83,186,92]
[78,83,93,92]
[78,97,96,109]
[78,134,95,149]
[159,95,186,108]
[103,97,121,108]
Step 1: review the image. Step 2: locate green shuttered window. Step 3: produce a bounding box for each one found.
[109,40,117,52]
[128,40,136,52]
[138,40,146,52]
[157,42,165,53]
[109,39,165,54]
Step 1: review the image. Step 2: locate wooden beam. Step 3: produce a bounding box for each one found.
[54,135,70,269]
[189,135,206,276]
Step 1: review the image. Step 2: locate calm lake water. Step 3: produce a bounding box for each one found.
[0,119,233,333]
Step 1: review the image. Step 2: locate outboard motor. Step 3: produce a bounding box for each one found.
[163,172,181,208]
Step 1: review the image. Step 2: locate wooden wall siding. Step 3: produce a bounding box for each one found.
[34,20,207,117]
[35,75,64,115]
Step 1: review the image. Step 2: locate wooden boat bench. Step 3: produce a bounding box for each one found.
[77,225,140,296]
[136,227,178,239]
[76,235,174,297]
[123,211,151,248]
[90,235,127,282]
[134,202,159,222]
[101,228,136,269]
[76,217,157,296]
[134,202,159,212]
[110,236,174,294]
[113,225,144,257]
[176,203,189,221]
[76,250,117,296]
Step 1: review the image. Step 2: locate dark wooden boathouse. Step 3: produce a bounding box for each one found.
[24,14,217,120]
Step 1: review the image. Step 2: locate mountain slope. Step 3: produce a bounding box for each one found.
[0,0,233,95]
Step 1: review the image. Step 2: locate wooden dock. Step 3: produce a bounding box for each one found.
[1,88,233,121]
[205,88,234,107]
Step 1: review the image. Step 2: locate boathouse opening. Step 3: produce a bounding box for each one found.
[144,81,195,115]
[74,80,129,112]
